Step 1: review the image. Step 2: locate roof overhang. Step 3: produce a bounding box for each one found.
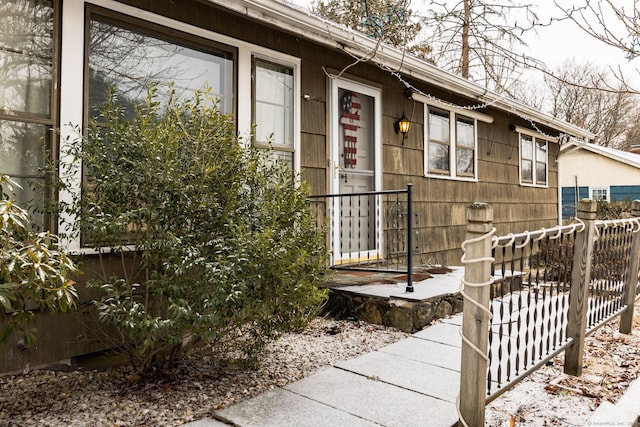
[561,140,640,168]
[207,0,595,142]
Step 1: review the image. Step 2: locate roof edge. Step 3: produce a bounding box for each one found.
[561,141,640,169]
[208,0,595,141]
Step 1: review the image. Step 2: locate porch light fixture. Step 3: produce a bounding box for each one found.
[395,112,411,138]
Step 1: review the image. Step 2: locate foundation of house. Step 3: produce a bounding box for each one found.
[323,267,464,333]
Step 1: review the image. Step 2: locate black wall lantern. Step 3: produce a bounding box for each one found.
[395,112,411,139]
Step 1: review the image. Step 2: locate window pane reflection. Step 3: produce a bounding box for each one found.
[456,117,474,148]
[0,120,46,176]
[266,150,293,170]
[10,176,45,228]
[0,0,53,116]
[429,143,449,171]
[521,136,533,159]
[255,59,293,148]
[89,18,234,115]
[536,140,547,162]
[536,161,547,184]
[457,148,474,175]
[522,159,533,182]
[429,110,449,143]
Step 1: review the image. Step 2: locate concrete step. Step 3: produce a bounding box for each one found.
[588,401,637,426]
[586,377,640,427]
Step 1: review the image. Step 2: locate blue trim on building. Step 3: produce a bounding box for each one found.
[562,185,640,219]
[611,185,640,202]
[561,186,588,219]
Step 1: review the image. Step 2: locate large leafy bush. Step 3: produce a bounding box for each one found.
[60,87,327,377]
[0,176,77,345]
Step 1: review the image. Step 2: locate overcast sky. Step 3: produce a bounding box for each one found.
[285,0,638,83]
[522,2,636,73]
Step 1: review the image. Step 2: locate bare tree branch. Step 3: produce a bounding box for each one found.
[542,59,636,147]
[552,0,640,60]
[420,0,540,92]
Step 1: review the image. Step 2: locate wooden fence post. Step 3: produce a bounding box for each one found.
[564,199,597,376]
[620,200,640,334]
[459,203,493,427]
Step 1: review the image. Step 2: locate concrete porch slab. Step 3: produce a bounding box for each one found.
[333,267,463,302]
[325,267,465,332]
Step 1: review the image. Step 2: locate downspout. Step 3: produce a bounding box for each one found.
[557,155,562,225]
[574,175,579,218]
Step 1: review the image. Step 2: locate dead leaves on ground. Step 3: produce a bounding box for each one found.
[543,301,640,405]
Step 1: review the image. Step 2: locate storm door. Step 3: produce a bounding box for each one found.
[330,79,382,265]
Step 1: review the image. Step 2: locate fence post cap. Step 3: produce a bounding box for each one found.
[576,199,598,219]
[467,203,493,223]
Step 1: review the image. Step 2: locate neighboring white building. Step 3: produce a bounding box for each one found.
[559,141,640,219]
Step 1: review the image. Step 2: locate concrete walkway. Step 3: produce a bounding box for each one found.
[187,317,463,427]
[182,270,640,426]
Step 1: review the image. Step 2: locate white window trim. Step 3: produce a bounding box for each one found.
[514,125,558,143]
[411,92,493,124]
[251,53,300,171]
[423,105,479,182]
[518,132,549,188]
[589,186,610,202]
[59,0,301,252]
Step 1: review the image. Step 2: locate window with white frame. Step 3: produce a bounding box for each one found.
[425,106,477,179]
[591,187,609,201]
[252,57,294,169]
[456,116,475,177]
[0,0,57,230]
[57,2,301,250]
[519,133,548,186]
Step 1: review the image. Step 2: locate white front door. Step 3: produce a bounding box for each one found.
[330,79,382,264]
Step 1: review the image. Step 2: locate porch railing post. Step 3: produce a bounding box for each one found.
[406,183,414,292]
[458,203,493,427]
[620,200,640,334]
[564,199,598,376]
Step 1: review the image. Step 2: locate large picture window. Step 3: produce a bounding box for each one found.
[519,133,548,186]
[88,11,235,117]
[252,57,294,168]
[426,106,477,179]
[0,0,57,229]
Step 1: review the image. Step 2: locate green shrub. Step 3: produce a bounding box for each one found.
[0,176,78,345]
[59,87,328,378]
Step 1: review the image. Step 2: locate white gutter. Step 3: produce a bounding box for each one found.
[207,0,595,141]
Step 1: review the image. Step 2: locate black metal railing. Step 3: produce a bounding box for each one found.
[486,217,640,397]
[459,201,640,425]
[488,224,579,395]
[587,220,636,332]
[308,184,414,292]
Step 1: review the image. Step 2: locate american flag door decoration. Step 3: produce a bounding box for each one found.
[340,92,360,168]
